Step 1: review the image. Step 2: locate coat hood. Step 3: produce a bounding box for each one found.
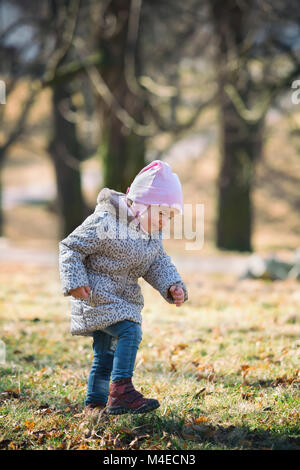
[95,187,166,239]
[96,187,136,224]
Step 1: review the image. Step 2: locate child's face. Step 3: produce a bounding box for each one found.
[144,206,175,233]
[125,198,176,234]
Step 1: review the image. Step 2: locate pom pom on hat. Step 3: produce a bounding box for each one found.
[126,160,184,214]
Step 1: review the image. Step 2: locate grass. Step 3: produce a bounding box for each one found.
[0,263,299,450]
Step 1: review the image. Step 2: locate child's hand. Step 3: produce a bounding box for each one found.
[69,286,91,299]
[168,285,184,307]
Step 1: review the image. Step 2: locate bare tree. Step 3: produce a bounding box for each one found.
[209,0,300,251]
[73,0,215,191]
[0,0,102,236]
[0,0,47,235]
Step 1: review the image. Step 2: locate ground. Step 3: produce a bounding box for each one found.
[0,263,299,450]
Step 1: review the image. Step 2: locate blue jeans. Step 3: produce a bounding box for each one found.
[84,320,142,406]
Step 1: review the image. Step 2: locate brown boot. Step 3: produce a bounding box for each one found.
[107,377,160,415]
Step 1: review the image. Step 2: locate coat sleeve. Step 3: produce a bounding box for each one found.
[58,211,109,296]
[142,240,188,304]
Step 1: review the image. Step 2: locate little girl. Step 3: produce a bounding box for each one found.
[59,160,188,415]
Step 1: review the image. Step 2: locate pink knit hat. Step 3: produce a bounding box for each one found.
[125,160,184,214]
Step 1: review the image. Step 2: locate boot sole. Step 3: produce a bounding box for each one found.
[107,400,160,415]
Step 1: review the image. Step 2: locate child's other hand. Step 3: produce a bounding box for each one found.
[69,286,91,299]
[168,285,184,307]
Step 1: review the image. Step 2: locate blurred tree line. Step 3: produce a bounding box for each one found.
[0,0,299,250]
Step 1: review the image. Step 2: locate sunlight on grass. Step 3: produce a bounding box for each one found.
[0,265,299,450]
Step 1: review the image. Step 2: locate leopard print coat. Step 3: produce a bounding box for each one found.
[59,187,188,336]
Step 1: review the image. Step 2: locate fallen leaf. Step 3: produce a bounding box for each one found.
[194,416,209,424]
[24,420,35,431]
[76,443,88,450]
[2,389,20,398]
[119,427,135,435]
[193,388,206,399]
[241,392,253,400]
[172,344,188,354]
[182,432,202,442]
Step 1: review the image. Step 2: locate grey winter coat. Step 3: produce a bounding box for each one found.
[59,188,188,336]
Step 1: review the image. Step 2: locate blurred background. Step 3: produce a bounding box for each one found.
[0,0,300,273]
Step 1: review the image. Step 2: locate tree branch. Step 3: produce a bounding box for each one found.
[42,0,81,85]
[0,83,38,161]
[40,52,104,88]
[74,38,155,137]
[224,60,300,123]
[148,94,217,133]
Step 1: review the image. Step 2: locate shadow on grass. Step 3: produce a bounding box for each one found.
[177,421,300,450]
[92,408,300,450]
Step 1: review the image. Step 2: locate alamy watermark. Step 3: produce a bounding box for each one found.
[0,80,6,104]
[96,202,205,251]
[291,80,300,104]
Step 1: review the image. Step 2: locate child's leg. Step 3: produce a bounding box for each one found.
[84,330,115,407]
[103,320,142,381]
[104,320,159,415]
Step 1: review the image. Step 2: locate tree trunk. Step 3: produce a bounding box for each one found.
[100,109,145,193]
[211,0,263,252]
[48,83,89,238]
[216,98,263,251]
[95,0,146,192]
